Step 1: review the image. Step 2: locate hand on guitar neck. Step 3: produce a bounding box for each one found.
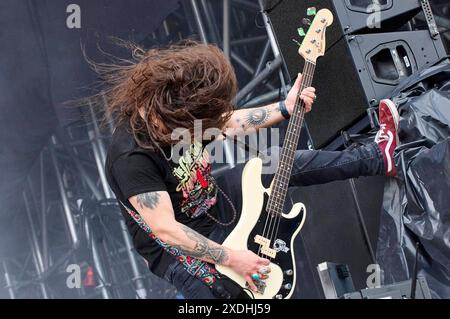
[285,73,316,114]
[216,8,334,299]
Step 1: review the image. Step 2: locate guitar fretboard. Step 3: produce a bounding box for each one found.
[266,59,316,216]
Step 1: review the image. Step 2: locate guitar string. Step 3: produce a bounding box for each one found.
[268,63,315,252]
[266,62,315,258]
[271,63,315,223]
[258,60,313,258]
[268,62,314,213]
[257,60,314,260]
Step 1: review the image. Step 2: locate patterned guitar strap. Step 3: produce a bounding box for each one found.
[119,201,220,287]
[126,123,237,289]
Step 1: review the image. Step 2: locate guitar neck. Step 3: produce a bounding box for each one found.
[267,59,316,215]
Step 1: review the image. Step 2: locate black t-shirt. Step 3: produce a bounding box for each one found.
[105,121,219,278]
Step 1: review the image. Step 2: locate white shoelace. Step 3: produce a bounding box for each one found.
[375,123,394,172]
[375,124,388,144]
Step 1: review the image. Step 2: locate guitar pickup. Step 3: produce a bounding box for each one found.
[254,235,277,258]
[254,235,270,246]
[260,247,277,258]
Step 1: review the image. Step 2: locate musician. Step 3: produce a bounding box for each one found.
[104,42,399,298]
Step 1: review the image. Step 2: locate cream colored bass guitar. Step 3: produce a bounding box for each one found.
[216,8,333,299]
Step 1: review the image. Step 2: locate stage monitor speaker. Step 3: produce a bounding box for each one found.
[267,0,448,148]
[288,176,387,296]
[264,0,422,44]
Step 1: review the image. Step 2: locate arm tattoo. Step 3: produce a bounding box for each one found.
[245,108,271,127]
[172,225,229,264]
[136,192,160,210]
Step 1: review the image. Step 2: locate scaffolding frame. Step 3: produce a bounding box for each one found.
[0,0,290,299]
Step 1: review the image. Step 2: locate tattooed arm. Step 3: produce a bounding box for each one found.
[130,191,228,264]
[225,102,283,133]
[225,73,316,133]
[129,191,269,290]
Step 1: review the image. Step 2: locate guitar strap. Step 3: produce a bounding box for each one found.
[119,200,219,287]
[125,129,249,297]
[120,201,250,298]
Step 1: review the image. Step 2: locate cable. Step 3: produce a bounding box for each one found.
[263,0,283,13]
[243,287,255,299]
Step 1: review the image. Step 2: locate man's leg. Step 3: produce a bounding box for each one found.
[289,142,384,187]
[163,261,218,299]
[266,99,399,187]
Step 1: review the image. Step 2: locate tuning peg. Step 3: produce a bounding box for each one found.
[302,18,312,26]
[307,7,317,17]
[292,38,302,47]
[297,27,306,37]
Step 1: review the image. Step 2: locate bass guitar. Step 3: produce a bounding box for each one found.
[216,8,334,299]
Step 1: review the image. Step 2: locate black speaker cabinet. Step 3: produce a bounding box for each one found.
[267,0,448,147]
[288,176,387,297]
[323,0,422,36]
[264,0,422,44]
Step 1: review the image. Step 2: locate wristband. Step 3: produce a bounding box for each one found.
[279,100,291,120]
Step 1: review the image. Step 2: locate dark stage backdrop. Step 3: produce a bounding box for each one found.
[0,0,180,256]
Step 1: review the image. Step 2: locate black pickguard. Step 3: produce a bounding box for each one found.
[247,193,304,299]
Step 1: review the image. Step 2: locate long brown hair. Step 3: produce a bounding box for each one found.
[90,40,238,149]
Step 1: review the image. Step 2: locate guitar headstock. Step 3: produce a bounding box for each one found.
[297,8,334,62]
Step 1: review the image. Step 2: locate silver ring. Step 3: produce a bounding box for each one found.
[258,267,270,275]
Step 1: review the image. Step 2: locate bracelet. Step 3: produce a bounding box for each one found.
[279,100,291,120]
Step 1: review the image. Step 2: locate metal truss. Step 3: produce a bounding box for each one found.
[0,0,290,299]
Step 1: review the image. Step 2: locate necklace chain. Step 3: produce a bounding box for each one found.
[204,182,237,226]
[153,138,237,227]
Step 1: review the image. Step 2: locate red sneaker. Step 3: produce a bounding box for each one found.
[375,99,400,177]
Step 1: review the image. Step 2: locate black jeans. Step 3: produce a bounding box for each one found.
[163,142,385,299]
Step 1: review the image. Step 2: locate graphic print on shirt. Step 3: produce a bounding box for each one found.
[172,142,217,218]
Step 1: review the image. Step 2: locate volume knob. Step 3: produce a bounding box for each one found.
[284,269,293,276]
[283,283,292,290]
